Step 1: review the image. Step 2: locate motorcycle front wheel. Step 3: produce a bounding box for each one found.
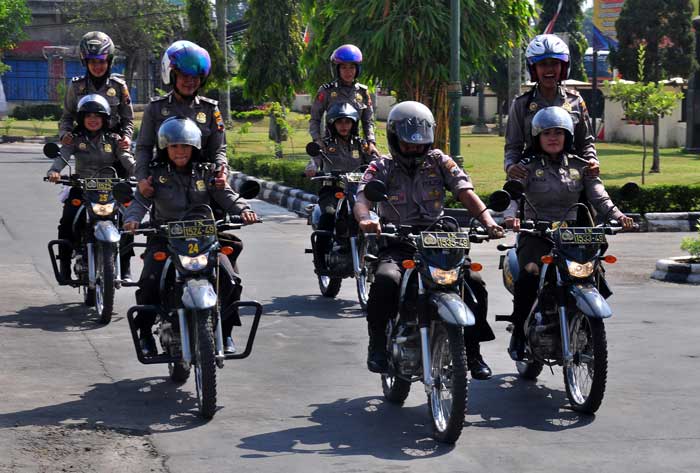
[428,324,468,444]
[564,311,608,414]
[94,243,115,324]
[193,310,217,419]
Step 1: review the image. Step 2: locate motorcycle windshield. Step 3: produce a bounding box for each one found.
[418,231,468,269]
[554,227,605,262]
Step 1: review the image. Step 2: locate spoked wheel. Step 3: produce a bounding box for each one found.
[168,360,191,383]
[94,243,115,324]
[564,311,608,414]
[318,275,342,298]
[382,374,411,404]
[193,310,217,419]
[428,324,468,444]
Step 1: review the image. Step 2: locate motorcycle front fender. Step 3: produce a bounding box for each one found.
[570,283,612,319]
[181,279,217,309]
[428,291,475,327]
[502,248,519,295]
[93,220,120,243]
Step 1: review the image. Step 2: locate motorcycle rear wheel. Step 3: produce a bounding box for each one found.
[381,374,411,404]
[169,361,191,383]
[428,324,468,444]
[516,358,544,380]
[564,312,608,414]
[193,310,217,419]
[318,275,342,298]
[95,243,115,325]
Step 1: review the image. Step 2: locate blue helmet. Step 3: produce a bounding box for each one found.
[525,34,570,82]
[161,40,212,87]
[531,106,574,152]
[157,116,202,150]
[330,44,362,79]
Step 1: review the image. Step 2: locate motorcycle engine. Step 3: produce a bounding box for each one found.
[327,244,353,274]
[158,321,181,356]
[391,322,422,375]
[527,308,561,360]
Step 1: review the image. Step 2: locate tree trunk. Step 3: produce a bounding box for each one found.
[216,0,230,121]
[641,125,647,185]
[432,83,449,152]
[650,118,660,173]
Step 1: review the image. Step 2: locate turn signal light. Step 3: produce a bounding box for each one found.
[220,246,234,256]
[541,255,554,264]
[402,259,416,269]
[153,251,167,262]
[470,262,483,272]
[71,199,82,207]
[335,191,345,199]
[603,255,618,264]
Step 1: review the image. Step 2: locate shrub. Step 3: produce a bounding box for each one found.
[680,219,700,258]
[10,104,62,120]
[231,109,266,121]
[605,185,700,214]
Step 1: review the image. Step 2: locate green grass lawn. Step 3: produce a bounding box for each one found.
[5,114,700,194]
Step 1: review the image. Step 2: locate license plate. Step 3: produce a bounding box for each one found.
[558,227,606,245]
[84,178,115,191]
[168,219,216,238]
[343,173,364,183]
[420,232,470,249]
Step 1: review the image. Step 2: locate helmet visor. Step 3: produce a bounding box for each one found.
[170,49,211,77]
[84,53,109,60]
[394,117,434,145]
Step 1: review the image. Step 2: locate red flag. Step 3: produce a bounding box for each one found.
[543,0,564,34]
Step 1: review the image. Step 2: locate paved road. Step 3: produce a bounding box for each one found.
[1,143,698,473]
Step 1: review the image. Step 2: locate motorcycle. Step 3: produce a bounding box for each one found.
[121,180,263,419]
[304,142,376,309]
[43,142,134,324]
[363,180,510,443]
[496,180,639,414]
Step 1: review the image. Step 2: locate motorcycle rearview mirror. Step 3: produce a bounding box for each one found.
[305,142,322,157]
[363,180,388,202]
[488,190,511,212]
[112,182,134,204]
[619,182,640,201]
[503,180,524,200]
[43,142,60,159]
[237,180,261,200]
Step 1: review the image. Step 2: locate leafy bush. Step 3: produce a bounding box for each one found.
[681,219,700,258]
[605,185,700,214]
[229,153,320,194]
[10,104,62,120]
[231,109,266,121]
[460,106,474,126]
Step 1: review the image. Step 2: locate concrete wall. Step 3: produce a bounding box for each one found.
[603,98,685,148]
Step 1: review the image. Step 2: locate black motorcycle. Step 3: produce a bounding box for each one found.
[43,142,133,324]
[363,180,510,443]
[497,180,638,414]
[122,180,263,419]
[304,142,376,309]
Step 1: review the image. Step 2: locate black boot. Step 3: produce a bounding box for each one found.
[509,272,539,361]
[466,343,492,380]
[366,324,388,373]
[59,257,72,282]
[120,256,132,282]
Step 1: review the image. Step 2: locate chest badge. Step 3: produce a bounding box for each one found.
[196,112,207,124]
[78,142,87,151]
[535,168,545,177]
[562,102,573,112]
[330,91,338,98]
[569,168,581,180]
[529,102,539,112]
[161,107,170,117]
[195,179,206,191]
[103,143,112,153]
[352,149,360,160]
[106,87,116,97]
[327,146,336,153]
[158,175,168,184]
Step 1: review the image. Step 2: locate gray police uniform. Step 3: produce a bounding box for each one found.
[59,75,134,140]
[306,136,371,174]
[504,85,595,172]
[49,132,135,178]
[309,80,375,144]
[135,91,227,181]
[357,149,473,226]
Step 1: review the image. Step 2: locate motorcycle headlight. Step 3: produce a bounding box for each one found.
[566,260,594,278]
[91,202,115,216]
[179,254,209,271]
[429,266,459,285]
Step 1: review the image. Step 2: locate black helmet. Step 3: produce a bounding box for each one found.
[157,116,202,150]
[386,101,435,160]
[326,102,359,136]
[79,31,115,67]
[531,106,574,152]
[76,94,110,131]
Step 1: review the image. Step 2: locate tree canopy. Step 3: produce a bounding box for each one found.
[536,0,588,81]
[610,0,694,81]
[186,0,227,88]
[0,0,31,73]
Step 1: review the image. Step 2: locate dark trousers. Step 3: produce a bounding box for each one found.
[512,234,552,338]
[365,244,494,350]
[313,187,339,267]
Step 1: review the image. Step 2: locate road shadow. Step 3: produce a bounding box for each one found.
[0,302,120,332]
[264,294,364,319]
[466,373,595,431]
[238,396,456,460]
[0,377,207,434]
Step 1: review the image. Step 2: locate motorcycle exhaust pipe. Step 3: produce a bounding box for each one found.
[178,308,192,364]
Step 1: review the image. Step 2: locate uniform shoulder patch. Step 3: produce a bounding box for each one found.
[566,87,582,97]
[150,95,167,102]
[72,76,85,83]
[109,75,126,85]
[321,80,338,90]
[356,83,368,90]
[199,96,218,106]
[519,155,536,166]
